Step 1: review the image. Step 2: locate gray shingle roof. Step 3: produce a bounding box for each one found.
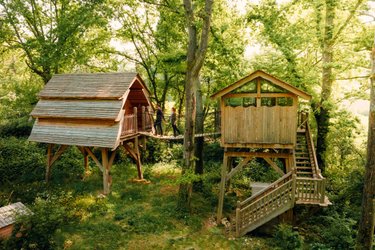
[0,202,31,228]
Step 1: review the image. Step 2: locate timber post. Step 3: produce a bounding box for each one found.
[134,137,143,180]
[217,150,228,223]
[102,148,110,195]
[46,144,53,182]
[133,107,138,133]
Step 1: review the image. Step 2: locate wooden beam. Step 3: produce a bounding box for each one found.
[225,151,291,158]
[102,148,110,195]
[46,144,68,182]
[46,144,53,182]
[217,153,229,223]
[264,157,284,175]
[84,147,103,172]
[49,145,68,166]
[226,156,253,181]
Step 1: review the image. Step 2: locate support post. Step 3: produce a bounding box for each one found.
[134,137,143,179]
[133,107,138,133]
[235,201,241,237]
[46,144,53,182]
[102,148,110,195]
[217,151,228,223]
[142,106,146,131]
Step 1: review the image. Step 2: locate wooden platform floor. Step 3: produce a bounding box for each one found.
[139,132,220,140]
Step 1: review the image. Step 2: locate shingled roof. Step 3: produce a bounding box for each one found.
[29,72,150,150]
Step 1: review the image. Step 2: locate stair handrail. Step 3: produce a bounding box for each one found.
[240,171,293,209]
[305,118,323,179]
[297,111,309,130]
[236,174,296,236]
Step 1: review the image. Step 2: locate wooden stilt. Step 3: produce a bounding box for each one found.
[123,138,143,180]
[46,144,53,182]
[102,148,109,195]
[217,151,229,223]
[46,144,68,182]
[134,137,143,179]
[77,146,89,177]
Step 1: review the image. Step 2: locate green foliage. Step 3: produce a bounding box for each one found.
[272,224,303,250]
[3,192,77,250]
[0,137,45,184]
[303,212,356,249]
[0,0,115,83]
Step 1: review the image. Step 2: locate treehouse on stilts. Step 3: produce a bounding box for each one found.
[28,73,154,194]
[211,70,330,237]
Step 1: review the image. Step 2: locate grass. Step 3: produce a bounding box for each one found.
[39,161,270,249]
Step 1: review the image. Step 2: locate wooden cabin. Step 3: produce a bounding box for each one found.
[29,72,153,194]
[212,70,329,237]
[211,70,311,149]
[0,202,31,239]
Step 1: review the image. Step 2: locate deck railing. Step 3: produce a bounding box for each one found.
[121,106,153,137]
[235,172,296,237]
[296,177,326,204]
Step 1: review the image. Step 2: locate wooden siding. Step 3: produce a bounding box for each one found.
[31,99,124,120]
[38,73,137,99]
[222,106,297,146]
[29,120,120,149]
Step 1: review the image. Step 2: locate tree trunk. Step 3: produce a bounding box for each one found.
[356,33,375,250]
[315,0,336,172]
[194,87,204,192]
[178,0,213,211]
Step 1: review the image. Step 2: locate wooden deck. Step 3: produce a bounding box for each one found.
[223,112,330,237]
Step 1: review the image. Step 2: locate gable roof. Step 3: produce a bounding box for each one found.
[29,72,150,150]
[211,70,312,100]
[38,72,138,99]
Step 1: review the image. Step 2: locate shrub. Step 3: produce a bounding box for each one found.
[0,137,45,184]
[3,192,77,250]
[273,224,303,250]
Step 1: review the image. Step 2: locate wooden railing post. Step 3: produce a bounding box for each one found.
[320,178,326,203]
[291,174,297,203]
[133,107,138,133]
[142,106,146,131]
[235,203,241,237]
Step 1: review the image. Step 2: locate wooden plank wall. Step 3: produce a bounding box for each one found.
[222,106,297,145]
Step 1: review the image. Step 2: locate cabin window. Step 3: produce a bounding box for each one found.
[261,97,276,107]
[225,97,242,107]
[232,80,257,93]
[277,97,293,106]
[243,97,256,107]
[260,80,287,93]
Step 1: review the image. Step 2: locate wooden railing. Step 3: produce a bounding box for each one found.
[305,120,323,179]
[297,111,309,130]
[235,172,296,237]
[296,177,326,204]
[121,114,136,136]
[121,106,154,137]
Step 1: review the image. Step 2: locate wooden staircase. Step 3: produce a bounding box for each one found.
[225,114,330,237]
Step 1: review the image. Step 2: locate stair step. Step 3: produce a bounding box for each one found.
[296,157,310,160]
[296,161,311,164]
[296,167,312,170]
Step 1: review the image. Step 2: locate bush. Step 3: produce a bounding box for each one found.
[0,137,45,184]
[273,224,303,250]
[3,192,77,250]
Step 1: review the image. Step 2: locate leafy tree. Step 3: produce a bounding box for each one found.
[0,0,114,83]
[178,0,213,211]
[356,30,375,250]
